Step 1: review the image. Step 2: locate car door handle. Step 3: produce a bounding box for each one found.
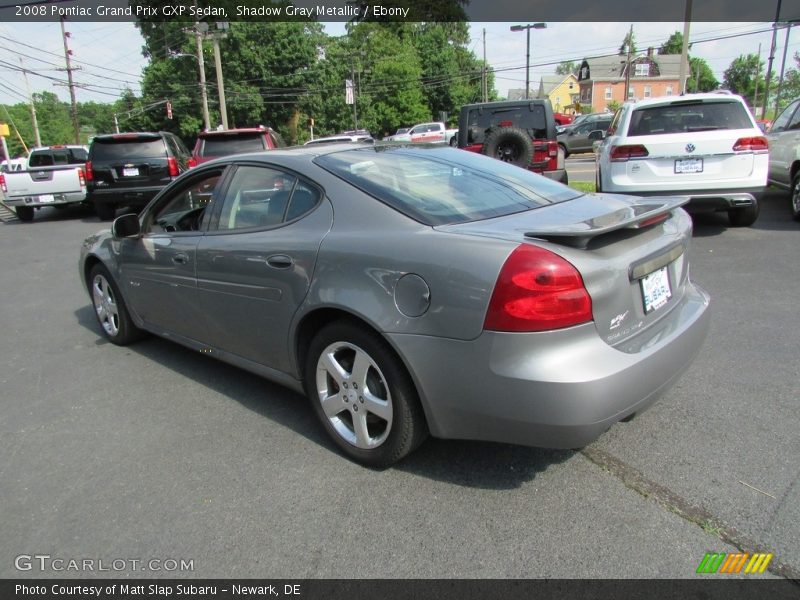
[266,254,293,269]
[171,252,189,265]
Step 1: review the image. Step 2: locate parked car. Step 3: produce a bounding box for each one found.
[765,97,800,220]
[458,99,567,183]
[189,126,285,168]
[0,145,88,222]
[553,112,575,127]
[305,133,374,146]
[558,116,613,157]
[391,122,459,146]
[556,112,612,134]
[79,144,709,467]
[87,132,191,221]
[593,93,768,227]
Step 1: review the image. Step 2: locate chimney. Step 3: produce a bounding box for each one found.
[647,47,654,58]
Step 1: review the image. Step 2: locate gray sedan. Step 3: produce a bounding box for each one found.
[79,145,710,467]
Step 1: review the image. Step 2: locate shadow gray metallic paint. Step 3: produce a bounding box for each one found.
[79,145,710,450]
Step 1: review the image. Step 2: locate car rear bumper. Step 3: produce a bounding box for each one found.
[89,187,163,208]
[613,187,765,211]
[4,191,87,207]
[388,281,710,449]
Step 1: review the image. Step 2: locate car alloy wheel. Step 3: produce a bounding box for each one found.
[315,341,393,449]
[791,175,800,221]
[92,273,120,337]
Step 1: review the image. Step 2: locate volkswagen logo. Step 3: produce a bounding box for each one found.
[685,143,696,153]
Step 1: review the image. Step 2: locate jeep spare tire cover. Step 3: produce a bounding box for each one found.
[481,127,534,169]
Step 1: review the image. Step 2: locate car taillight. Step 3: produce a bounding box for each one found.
[610,144,649,162]
[187,157,198,168]
[85,161,93,181]
[78,168,86,188]
[167,156,179,177]
[0,173,6,193]
[732,136,768,153]
[484,245,593,332]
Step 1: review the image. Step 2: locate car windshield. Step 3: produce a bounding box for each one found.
[201,133,266,156]
[316,146,580,226]
[627,100,753,136]
[91,138,166,160]
[28,148,86,167]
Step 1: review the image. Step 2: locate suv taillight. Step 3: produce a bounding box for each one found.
[0,173,6,193]
[484,245,593,332]
[547,140,559,171]
[732,136,768,153]
[610,144,649,162]
[85,161,93,181]
[187,157,198,168]
[78,167,86,188]
[167,156,179,177]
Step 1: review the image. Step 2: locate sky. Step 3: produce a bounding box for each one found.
[0,21,798,107]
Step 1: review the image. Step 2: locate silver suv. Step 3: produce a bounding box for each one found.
[765,97,800,220]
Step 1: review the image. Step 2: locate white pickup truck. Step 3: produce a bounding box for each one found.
[0,145,89,222]
[390,122,459,146]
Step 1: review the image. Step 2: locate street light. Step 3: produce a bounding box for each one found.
[510,22,546,100]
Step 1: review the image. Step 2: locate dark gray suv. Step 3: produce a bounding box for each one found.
[557,117,613,157]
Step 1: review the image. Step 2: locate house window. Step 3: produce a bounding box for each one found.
[569,81,574,90]
[605,86,612,100]
[556,96,561,105]
[635,62,649,77]
[644,85,652,98]
[628,86,635,99]
[666,85,673,96]
[580,66,589,79]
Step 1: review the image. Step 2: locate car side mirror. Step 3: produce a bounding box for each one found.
[112,213,141,238]
[588,130,607,141]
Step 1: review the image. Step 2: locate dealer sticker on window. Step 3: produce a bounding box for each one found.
[641,266,672,313]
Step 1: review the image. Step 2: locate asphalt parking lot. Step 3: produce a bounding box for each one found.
[0,190,798,581]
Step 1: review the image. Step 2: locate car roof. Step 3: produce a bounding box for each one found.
[199,127,271,138]
[461,99,549,111]
[92,132,168,142]
[628,93,747,110]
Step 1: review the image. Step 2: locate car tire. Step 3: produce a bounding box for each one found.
[305,320,428,467]
[559,142,569,159]
[481,127,534,169]
[15,206,34,222]
[95,201,116,221]
[596,171,603,193]
[449,135,457,147]
[88,263,144,346]
[728,202,760,227]
[791,174,800,222]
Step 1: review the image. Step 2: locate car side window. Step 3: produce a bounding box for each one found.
[787,106,800,131]
[771,100,799,132]
[143,169,224,234]
[214,166,321,231]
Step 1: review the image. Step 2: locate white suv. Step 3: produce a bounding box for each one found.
[594,93,768,227]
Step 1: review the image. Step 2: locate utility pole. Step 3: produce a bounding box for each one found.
[510,23,546,100]
[113,113,120,134]
[694,60,701,92]
[774,22,793,119]
[350,62,358,130]
[678,0,692,94]
[482,28,487,102]
[19,58,41,147]
[753,43,762,113]
[762,0,782,119]
[60,16,80,144]
[210,22,229,129]
[193,2,210,131]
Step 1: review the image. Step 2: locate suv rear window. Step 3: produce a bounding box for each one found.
[316,147,579,226]
[627,100,753,136]
[466,105,547,145]
[91,138,167,160]
[29,148,87,167]
[201,133,267,157]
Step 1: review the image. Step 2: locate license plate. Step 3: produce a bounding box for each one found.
[123,167,139,177]
[640,266,672,314]
[674,158,703,174]
[38,194,55,203]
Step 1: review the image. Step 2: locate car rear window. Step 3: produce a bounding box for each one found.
[200,133,267,157]
[28,148,87,167]
[316,147,580,226]
[90,138,167,160]
[466,105,548,145]
[627,100,753,136]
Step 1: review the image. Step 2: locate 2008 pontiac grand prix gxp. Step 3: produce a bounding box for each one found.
[79,144,710,467]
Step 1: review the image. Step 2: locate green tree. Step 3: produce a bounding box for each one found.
[555,61,578,76]
[687,57,719,92]
[723,54,763,106]
[774,52,800,114]
[658,31,685,55]
[619,29,637,56]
